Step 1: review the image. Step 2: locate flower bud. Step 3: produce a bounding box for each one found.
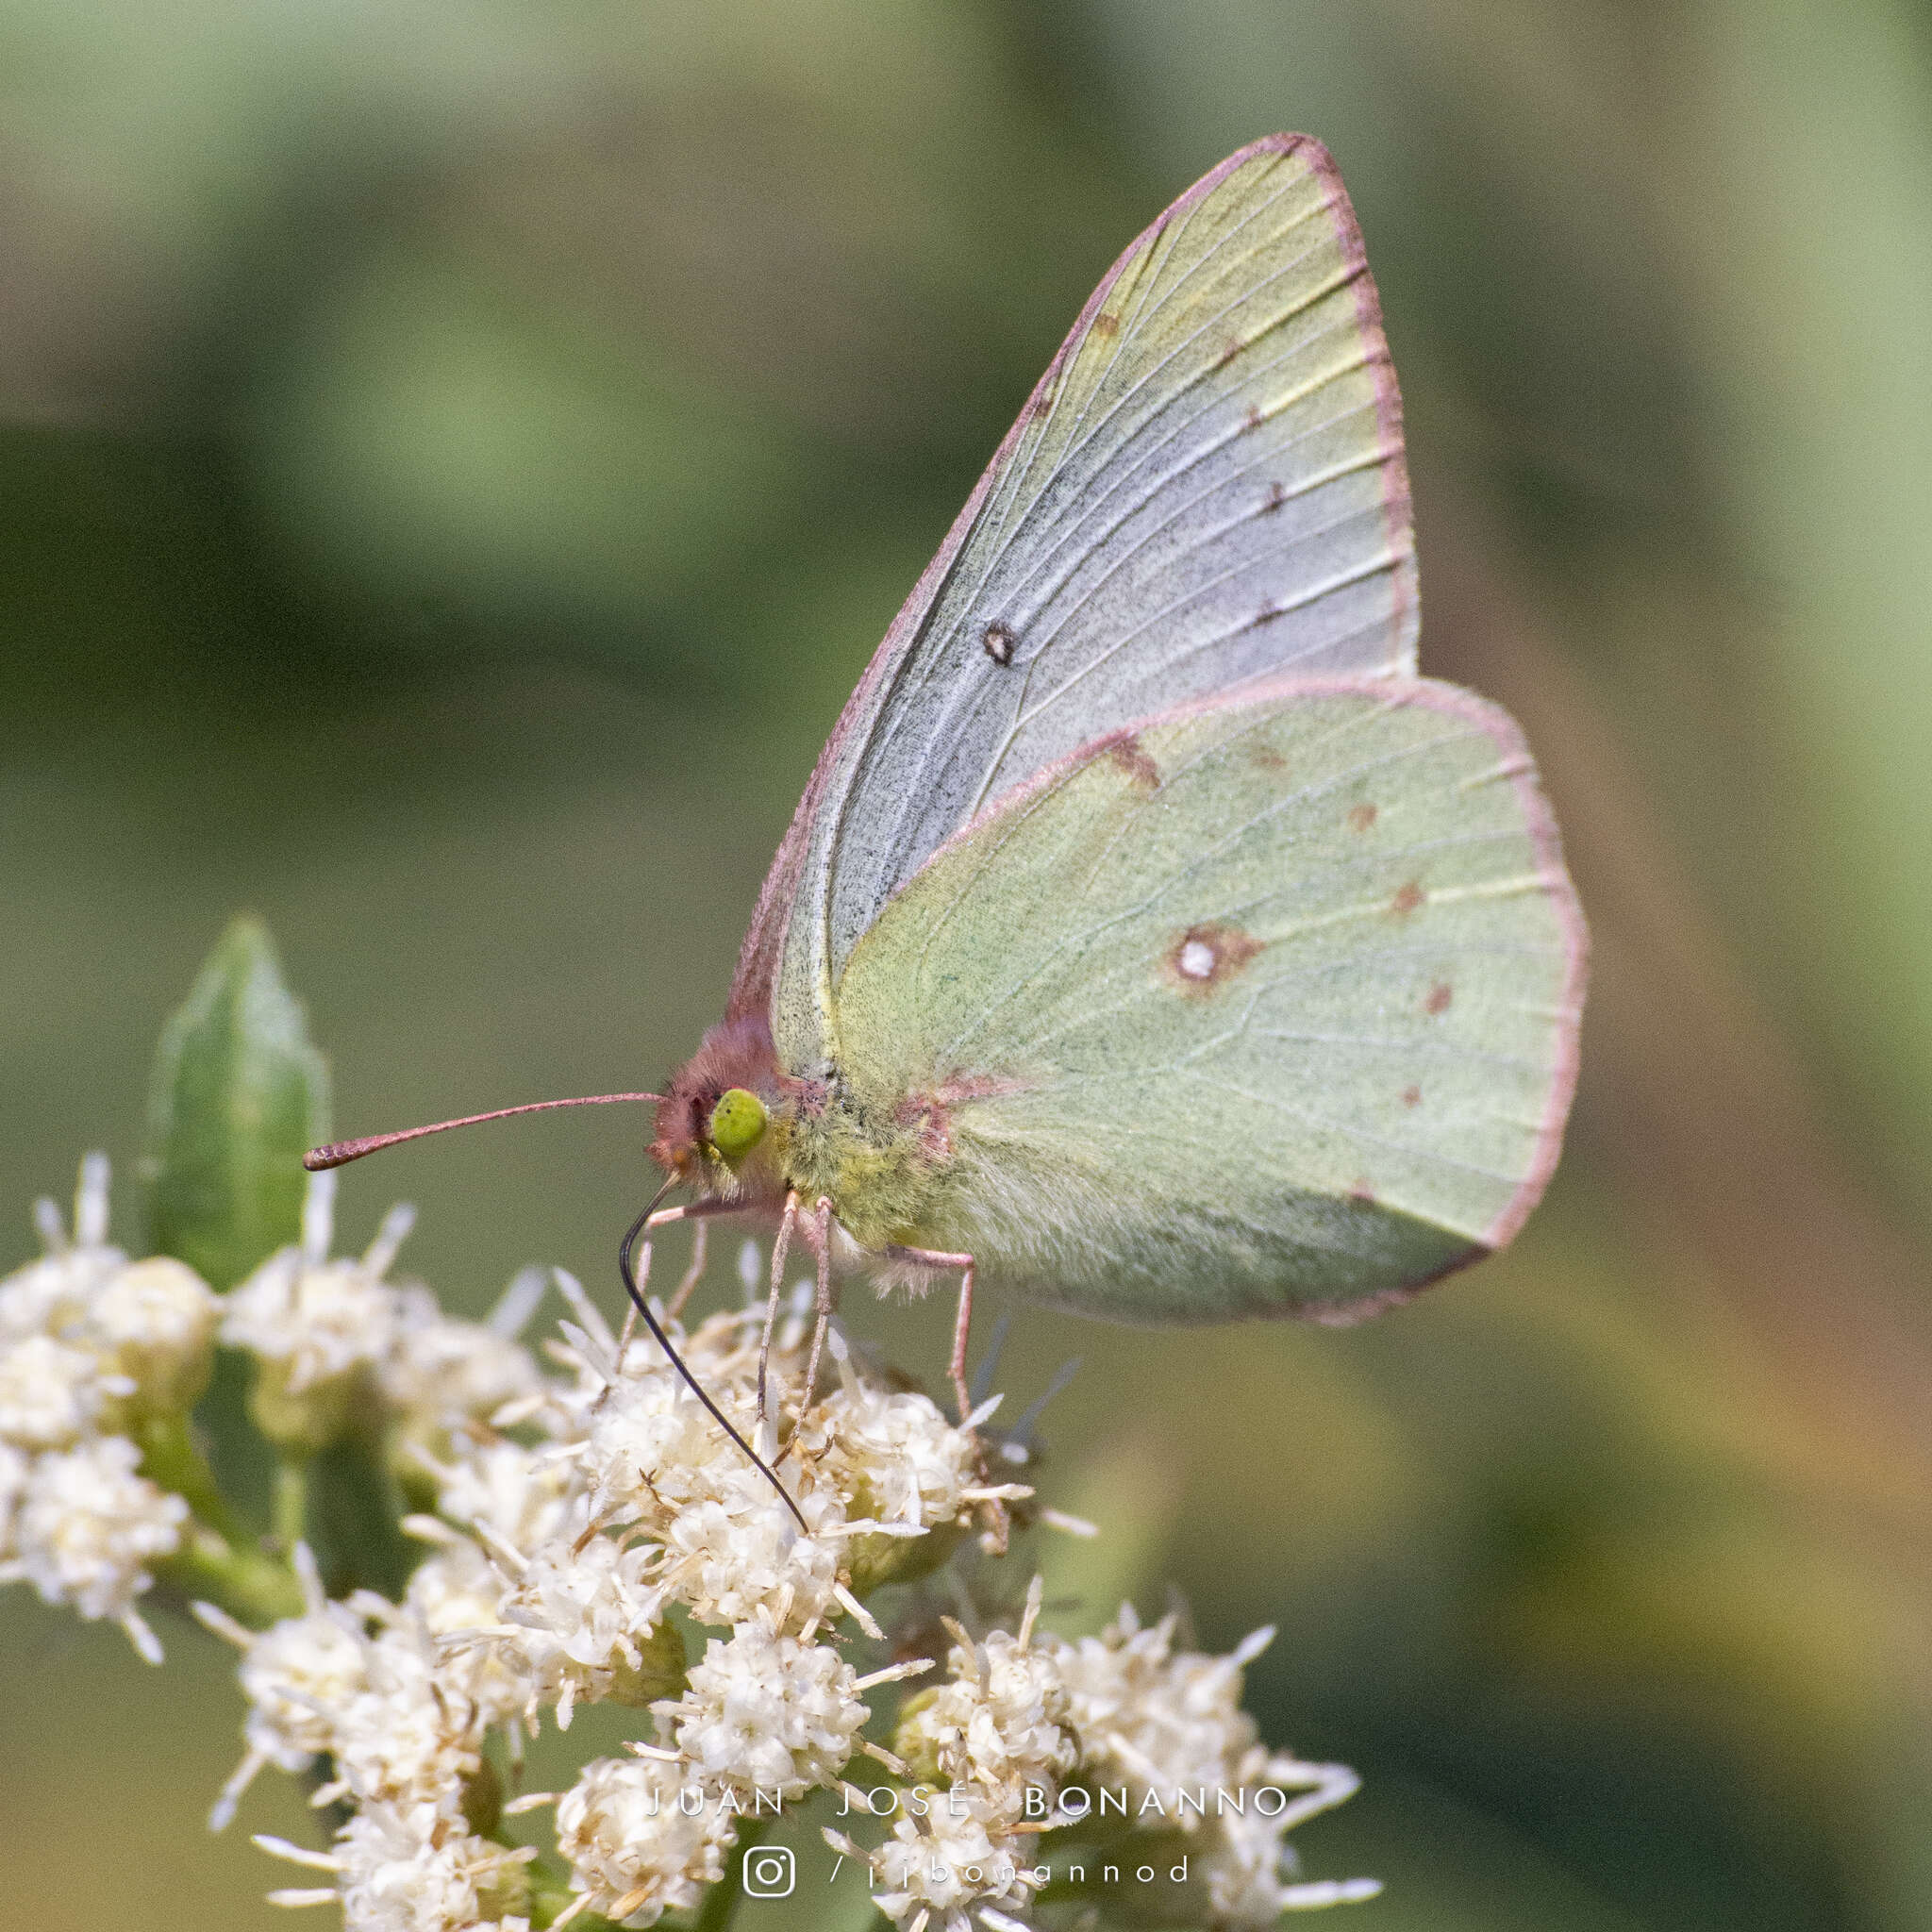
[89,1256,219,1419]
[223,1245,401,1453]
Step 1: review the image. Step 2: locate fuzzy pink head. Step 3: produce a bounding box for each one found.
[649,1012,784,1191]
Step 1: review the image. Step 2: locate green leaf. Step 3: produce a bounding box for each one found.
[142,916,330,1290]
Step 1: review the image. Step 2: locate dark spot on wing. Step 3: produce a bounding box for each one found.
[1091,310,1120,338]
[1028,386,1057,423]
[1215,336,1245,370]
[1248,739,1287,772]
[982,621,1017,667]
[1390,880,1424,918]
[1424,982,1454,1016]
[1262,480,1286,514]
[1162,921,1262,996]
[1241,403,1264,433]
[1346,803,1377,834]
[1253,601,1283,627]
[1102,731,1161,791]
[1401,1084,1422,1108]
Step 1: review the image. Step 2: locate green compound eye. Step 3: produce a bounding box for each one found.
[707,1087,769,1163]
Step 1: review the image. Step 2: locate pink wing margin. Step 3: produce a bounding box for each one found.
[726,132,1412,1024]
[1406,679,1588,1257]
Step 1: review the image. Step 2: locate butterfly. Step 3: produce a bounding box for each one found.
[313,134,1586,1491]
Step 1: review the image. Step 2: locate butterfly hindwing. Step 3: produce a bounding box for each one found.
[830,680,1584,1320]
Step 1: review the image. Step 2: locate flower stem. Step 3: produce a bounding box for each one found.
[691,1820,766,1932]
[154,1530,304,1627]
[135,1411,249,1548]
[307,1428,417,1600]
[272,1456,308,1553]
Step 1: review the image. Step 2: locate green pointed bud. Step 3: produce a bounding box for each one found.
[142,916,330,1290]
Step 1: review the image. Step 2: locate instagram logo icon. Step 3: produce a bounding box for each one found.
[741,1845,795,1898]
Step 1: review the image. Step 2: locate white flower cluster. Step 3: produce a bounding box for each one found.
[198,1543,540,1931]
[859,1590,1376,1932]
[0,1156,205,1660]
[2,1158,1381,1932]
[231,1231,1014,1930]
[222,1170,539,1457]
[0,1157,547,1672]
[1050,1607,1380,1924]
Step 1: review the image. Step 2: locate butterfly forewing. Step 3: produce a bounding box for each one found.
[763,137,1415,1061]
[831,681,1583,1321]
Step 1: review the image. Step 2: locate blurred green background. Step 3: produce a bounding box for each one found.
[6,2,1932,1927]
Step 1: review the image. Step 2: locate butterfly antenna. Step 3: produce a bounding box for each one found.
[305,1093,665,1171]
[619,1182,808,1533]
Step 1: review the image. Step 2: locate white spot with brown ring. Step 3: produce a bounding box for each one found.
[1161,921,1263,997]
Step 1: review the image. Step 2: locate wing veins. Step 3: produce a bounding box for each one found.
[969,361,1386,726]
[929,183,1349,683]
[1001,492,1410,742]
[1169,1070,1522,1182]
[874,381,1391,870]
[920,716,1493,1062]
[886,201,1355,751]
[966,289,1379,656]
[938,161,1289,630]
[922,705,1422,1058]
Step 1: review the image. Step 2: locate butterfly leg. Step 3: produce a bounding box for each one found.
[666,1219,708,1319]
[648,1199,758,1321]
[757,1191,802,1427]
[644,1198,750,1231]
[885,1245,1007,1550]
[797,1197,840,1417]
[945,1258,977,1429]
[878,1244,979,1421]
[882,1241,1001,1472]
